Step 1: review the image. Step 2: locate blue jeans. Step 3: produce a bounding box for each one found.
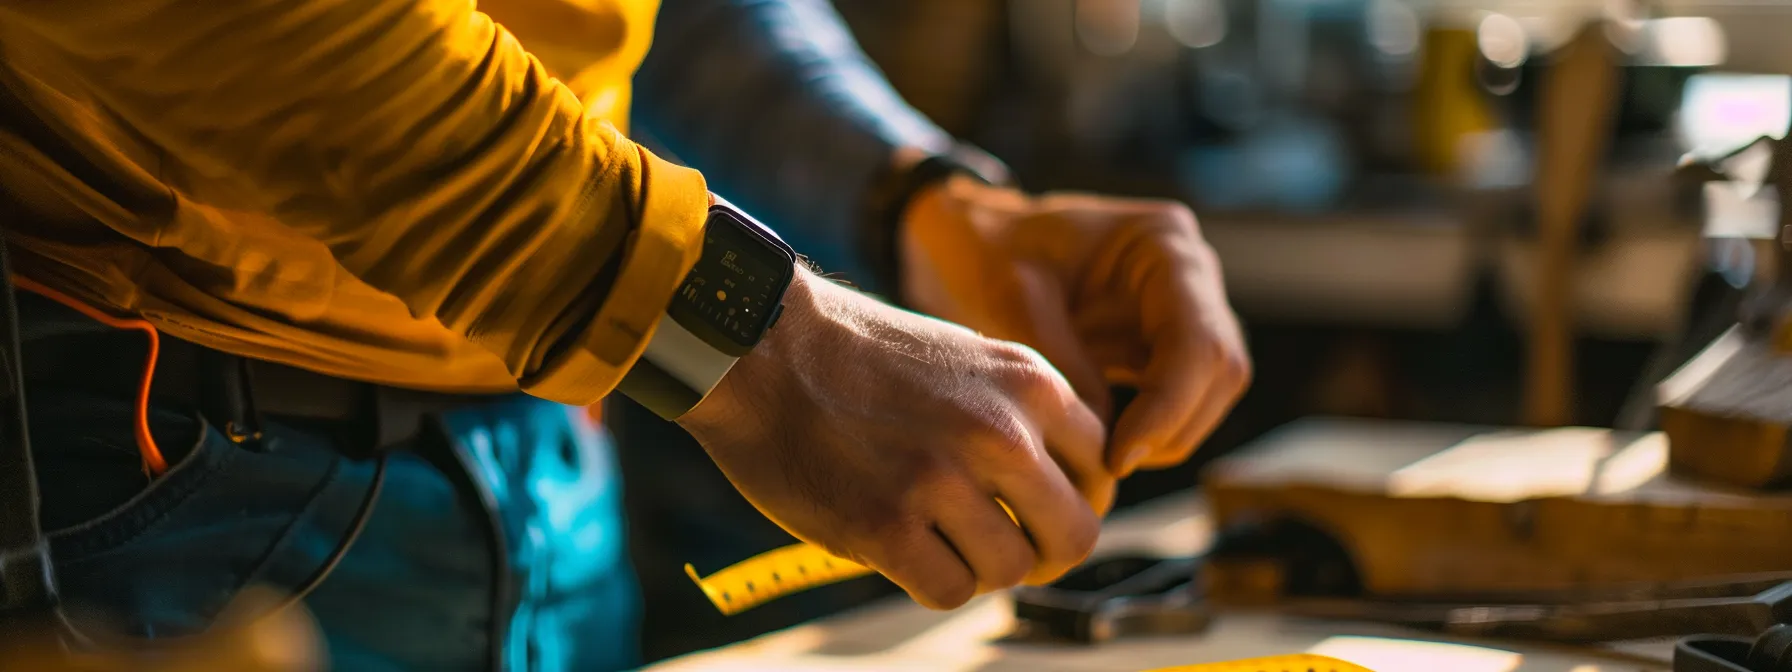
[31,386,639,671]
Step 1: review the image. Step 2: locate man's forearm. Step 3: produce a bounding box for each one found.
[634,0,950,294]
[3,0,710,406]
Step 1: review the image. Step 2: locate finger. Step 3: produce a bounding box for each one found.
[1056,451,1116,519]
[1050,446,1117,518]
[1008,265,1114,420]
[865,525,979,610]
[1139,361,1248,470]
[1107,332,1207,477]
[1069,290,1153,380]
[1039,390,1117,517]
[997,340,1111,514]
[1137,380,1222,471]
[984,437,1100,586]
[1109,264,1244,476]
[934,491,1036,593]
[1141,300,1251,470]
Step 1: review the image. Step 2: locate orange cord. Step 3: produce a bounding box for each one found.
[10,275,167,476]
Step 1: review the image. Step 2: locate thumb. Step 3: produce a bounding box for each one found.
[1005,264,1112,422]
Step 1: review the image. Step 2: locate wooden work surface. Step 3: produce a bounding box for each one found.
[647,490,1677,672]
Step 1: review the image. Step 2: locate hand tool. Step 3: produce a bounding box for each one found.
[1009,554,1208,644]
[1275,572,1792,644]
[1016,551,1792,645]
[1676,625,1792,672]
[1011,550,1792,671]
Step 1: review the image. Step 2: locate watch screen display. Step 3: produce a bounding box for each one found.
[671,208,795,354]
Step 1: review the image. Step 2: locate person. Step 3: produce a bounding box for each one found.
[0,2,1248,671]
[617,0,1252,656]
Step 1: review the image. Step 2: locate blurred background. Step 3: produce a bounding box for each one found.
[616,0,1792,664]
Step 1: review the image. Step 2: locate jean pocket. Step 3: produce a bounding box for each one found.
[34,394,231,541]
[33,390,375,639]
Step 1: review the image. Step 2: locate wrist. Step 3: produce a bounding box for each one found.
[679,268,821,434]
[895,174,966,306]
[619,198,796,421]
[897,173,1035,310]
[861,144,1013,302]
[748,267,821,357]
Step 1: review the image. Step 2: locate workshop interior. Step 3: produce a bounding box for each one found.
[626,0,1792,670]
[6,0,1792,671]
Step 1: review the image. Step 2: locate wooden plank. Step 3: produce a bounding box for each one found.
[652,436,1675,671]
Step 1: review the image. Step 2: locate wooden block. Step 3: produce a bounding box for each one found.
[1659,326,1792,488]
[1205,418,1792,600]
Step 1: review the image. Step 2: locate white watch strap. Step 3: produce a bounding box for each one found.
[633,309,739,417]
[616,311,741,421]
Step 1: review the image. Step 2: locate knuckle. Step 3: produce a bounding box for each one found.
[974,415,1036,466]
[1219,348,1254,390]
[989,549,1033,590]
[1232,362,1254,392]
[925,572,977,610]
[857,508,918,548]
[1193,238,1223,270]
[987,340,1040,366]
[901,451,963,499]
[988,348,1061,398]
[1137,200,1200,235]
[854,489,932,546]
[1003,360,1060,398]
[861,520,937,575]
[1074,511,1101,556]
[1052,510,1101,567]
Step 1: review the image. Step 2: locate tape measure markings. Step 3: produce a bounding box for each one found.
[688,552,1383,671]
[685,543,874,615]
[688,501,1025,615]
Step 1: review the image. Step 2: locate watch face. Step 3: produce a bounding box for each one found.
[671,207,796,355]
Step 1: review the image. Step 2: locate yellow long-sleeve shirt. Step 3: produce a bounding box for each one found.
[0,0,706,405]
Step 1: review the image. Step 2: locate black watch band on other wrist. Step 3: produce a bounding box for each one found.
[861,145,1013,303]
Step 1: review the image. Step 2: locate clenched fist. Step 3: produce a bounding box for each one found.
[679,271,1113,609]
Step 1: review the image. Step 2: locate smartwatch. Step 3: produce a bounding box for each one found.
[618,197,798,420]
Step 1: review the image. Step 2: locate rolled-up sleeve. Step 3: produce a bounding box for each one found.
[1,0,709,405]
[634,0,950,292]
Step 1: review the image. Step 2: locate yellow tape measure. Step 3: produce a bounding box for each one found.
[689,501,1024,615]
[687,557,1382,672]
[1145,655,1376,671]
[684,543,874,616]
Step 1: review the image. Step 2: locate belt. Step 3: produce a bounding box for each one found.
[12,290,518,669]
[16,291,502,456]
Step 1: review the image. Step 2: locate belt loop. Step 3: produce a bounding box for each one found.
[371,387,426,455]
[230,357,268,451]
[201,351,267,451]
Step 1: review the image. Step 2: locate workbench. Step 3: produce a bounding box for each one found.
[647,490,1679,672]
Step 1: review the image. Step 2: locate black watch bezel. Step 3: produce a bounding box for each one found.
[667,201,798,358]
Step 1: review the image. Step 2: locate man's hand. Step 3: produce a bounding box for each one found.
[899,176,1251,477]
[679,271,1113,610]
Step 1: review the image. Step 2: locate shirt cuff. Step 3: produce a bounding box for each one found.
[522,146,710,405]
